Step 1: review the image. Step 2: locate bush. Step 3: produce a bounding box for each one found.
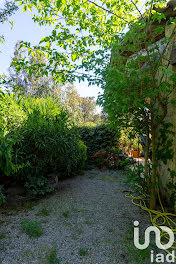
[0,91,26,177]
[14,97,87,195]
[0,134,15,176]
[0,94,87,196]
[78,124,119,157]
[0,91,26,134]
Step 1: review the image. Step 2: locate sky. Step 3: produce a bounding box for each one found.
[0,0,102,99]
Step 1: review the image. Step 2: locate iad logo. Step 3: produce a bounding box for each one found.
[134,221,175,263]
[134,221,174,250]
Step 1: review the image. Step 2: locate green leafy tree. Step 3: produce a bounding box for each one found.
[54,85,102,124]
[13,0,145,82]
[78,96,97,123]
[9,41,58,96]
[8,41,30,94]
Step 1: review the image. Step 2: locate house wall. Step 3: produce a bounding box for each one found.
[157,24,176,205]
[111,21,176,206]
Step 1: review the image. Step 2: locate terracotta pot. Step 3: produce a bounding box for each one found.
[132,150,139,158]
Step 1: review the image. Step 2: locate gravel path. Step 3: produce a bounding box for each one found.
[0,169,154,264]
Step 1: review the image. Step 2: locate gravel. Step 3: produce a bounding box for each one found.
[0,169,155,264]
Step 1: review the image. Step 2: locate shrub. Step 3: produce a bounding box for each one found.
[0,91,26,134]
[0,134,15,176]
[78,124,119,157]
[0,91,26,177]
[14,97,87,195]
[0,93,87,196]
[16,96,63,120]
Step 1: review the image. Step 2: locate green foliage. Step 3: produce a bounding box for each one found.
[0,91,27,176]
[119,129,143,153]
[1,0,175,208]
[0,92,26,134]
[14,0,146,83]
[9,43,58,96]
[117,159,130,170]
[0,232,7,240]
[167,169,176,208]
[78,96,98,123]
[16,96,63,119]
[0,93,86,196]
[0,134,15,176]
[21,220,43,237]
[23,176,53,196]
[78,248,88,256]
[156,122,176,208]
[125,164,150,198]
[156,122,175,165]
[0,1,18,24]
[36,206,50,216]
[0,1,18,45]
[0,185,5,206]
[122,225,158,264]
[78,124,119,157]
[62,210,70,218]
[14,97,86,195]
[45,247,60,264]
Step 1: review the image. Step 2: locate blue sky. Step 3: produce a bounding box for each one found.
[0,1,102,98]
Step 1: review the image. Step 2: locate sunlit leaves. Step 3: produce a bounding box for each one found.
[12,0,171,85]
[23,5,27,12]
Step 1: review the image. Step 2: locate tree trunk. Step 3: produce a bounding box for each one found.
[144,128,150,192]
[150,123,157,210]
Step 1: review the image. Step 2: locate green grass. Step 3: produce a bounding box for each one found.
[88,172,99,179]
[78,248,88,256]
[63,222,72,228]
[88,174,96,179]
[45,247,60,264]
[62,210,70,218]
[84,220,92,226]
[76,227,83,235]
[22,201,39,211]
[1,200,39,214]
[36,206,50,216]
[0,233,7,240]
[109,228,115,233]
[101,175,113,182]
[79,208,88,216]
[121,225,158,264]
[21,220,43,238]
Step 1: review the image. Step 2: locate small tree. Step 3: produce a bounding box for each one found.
[78,96,97,123]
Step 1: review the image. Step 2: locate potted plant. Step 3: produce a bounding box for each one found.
[131,138,142,158]
[132,149,139,158]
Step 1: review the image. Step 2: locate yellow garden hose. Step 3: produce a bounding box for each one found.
[126,187,176,256]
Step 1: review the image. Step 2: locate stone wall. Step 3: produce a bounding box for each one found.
[157,24,176,205]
